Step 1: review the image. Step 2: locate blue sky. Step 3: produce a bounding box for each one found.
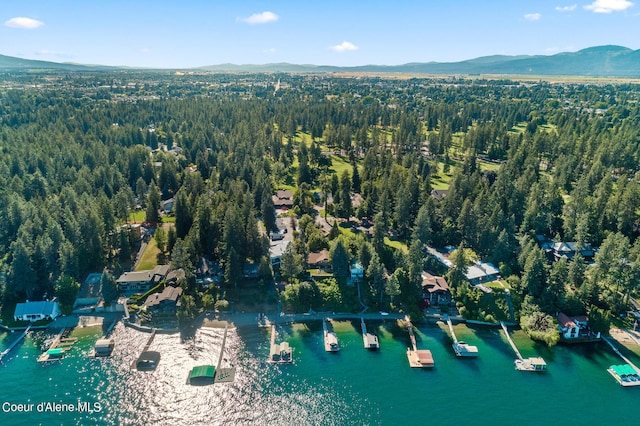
[1,0,639,68]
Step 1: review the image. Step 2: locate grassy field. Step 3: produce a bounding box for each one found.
[136,237,161,271]
[384,238,408,253]
[129,210,145,223]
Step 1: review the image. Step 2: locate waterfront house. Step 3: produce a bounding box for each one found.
[421,272,451,306]
[143,284,183,314]
[557,312,599,340]
[116,264,170,293]
[14,300,61,322]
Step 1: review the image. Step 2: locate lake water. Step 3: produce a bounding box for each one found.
[1,319,639,425]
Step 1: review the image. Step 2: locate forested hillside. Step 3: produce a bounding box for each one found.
[1,72,639,337]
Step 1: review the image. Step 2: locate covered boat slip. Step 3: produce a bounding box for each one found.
[608,364,640,387]
[188,365,216,385]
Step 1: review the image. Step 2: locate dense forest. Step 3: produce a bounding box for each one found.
[1,71,639,341]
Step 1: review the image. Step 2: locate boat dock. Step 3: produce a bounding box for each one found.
[214,325,235,382]
[446,317,478,357]
[405,317,434,368]
[132,328,160,370]
[0,325,31,362]
[500,321,546,372]
[38,328,77,363]
[603,337,640,387]
[268,325,292,363]
[361,318,379,350]
[323,318,340,352]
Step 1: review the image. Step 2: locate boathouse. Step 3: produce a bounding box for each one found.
[13,300,61,322]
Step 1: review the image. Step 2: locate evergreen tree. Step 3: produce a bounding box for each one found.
[100,270,119,304]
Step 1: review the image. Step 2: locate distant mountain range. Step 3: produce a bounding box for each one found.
[2,46,640,76]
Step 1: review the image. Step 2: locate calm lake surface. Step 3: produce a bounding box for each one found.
[1,319,639,425]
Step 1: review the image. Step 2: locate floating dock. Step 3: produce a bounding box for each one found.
[268,325,292,363]
[323,318,340,352]
[500,321,546,372]
[132,328,160,370]
[446,317,478,357]
[0,325,31,362]
[361,318,379,350]
[604,337,640,387]
[405,317,434,368]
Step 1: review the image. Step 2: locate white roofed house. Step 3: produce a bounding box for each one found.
[14,300,61,322]
[465,261,500,286]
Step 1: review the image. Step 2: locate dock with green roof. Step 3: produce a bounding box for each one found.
[604,337,640,387]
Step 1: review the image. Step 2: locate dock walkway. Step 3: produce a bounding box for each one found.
[0,325,31,362]
[500,321,523,361]
[214,325,235,383]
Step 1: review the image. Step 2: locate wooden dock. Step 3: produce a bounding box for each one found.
[446,317,478,357]
[361,318,379,350]
[38,328,77,363]
[500,321,546,372]
[0,325,31,362]
[604,337,640,387]
[405,317,434,368]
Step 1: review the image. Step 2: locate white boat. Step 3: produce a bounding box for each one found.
[453,341,478,357]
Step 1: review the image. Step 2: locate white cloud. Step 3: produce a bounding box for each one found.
[263,47,277,54]
[330,41,359,52]
[240,11,279,24]
[140,47,151,54]
[585,0,634,13]
[524,13,542,21]
[555,5,577,11]
[35,50,71,58]
[4,17,44,29]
